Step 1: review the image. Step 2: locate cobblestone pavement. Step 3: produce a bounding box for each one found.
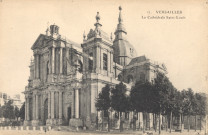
[0,130,206,135]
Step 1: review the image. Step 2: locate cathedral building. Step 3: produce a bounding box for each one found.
[23,7,166,128]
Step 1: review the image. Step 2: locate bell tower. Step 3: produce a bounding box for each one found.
[81,12,114,77]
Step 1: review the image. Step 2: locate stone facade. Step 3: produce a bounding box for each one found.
[23,7,166,128]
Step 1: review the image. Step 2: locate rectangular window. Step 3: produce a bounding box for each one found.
[103,53,107,70]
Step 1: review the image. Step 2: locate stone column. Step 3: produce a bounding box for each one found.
[36,94,39,120]
[55,92,59,118]
[65,47,69,74]
[27,98,30,120]
[110,51,113,73]
[49,48,52,74]
[25,97,27,120]
[59,92,62,119]
[71,90,74,118]
[33,94,36,120]
[60,47,63,74]
[75,89,79,118]
[48,92,51,119]
[51,91,55,119]
[36,54,40,79]
[93,47,96,71]
[34,54,37,79]
[51,47,55,74]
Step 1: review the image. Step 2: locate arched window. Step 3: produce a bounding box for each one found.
[118,74,122,81]
[88,53,93,72]
[127,75,133,83]
[47,61,49,75]
[103,53,107,70]
[78,60,83,73]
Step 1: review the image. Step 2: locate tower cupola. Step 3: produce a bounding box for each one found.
[50,24,59,36]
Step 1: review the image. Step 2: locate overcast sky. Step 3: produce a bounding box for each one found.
[0,0,207,100]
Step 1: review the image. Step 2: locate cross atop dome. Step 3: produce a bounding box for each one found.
[118,6,123,24]
[119,6,122,11]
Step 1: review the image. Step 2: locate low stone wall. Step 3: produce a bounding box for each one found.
[0,126,51,131]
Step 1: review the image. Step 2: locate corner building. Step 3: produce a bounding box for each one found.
[24,7,166,128]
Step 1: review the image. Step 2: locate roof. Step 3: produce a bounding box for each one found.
[31,34,81,50]
[87,28,111,42]
[128,55,147,65]
[31,34,46,50]
[113,39,137,58]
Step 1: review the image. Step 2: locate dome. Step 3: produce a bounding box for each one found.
[114,39,137,58]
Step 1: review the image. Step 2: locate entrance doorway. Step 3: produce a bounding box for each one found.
[67,107,71,121]
[44,99,48,125]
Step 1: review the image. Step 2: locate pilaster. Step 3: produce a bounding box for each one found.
[100,48,103,70]
[110,51,113,74]
[58,91,63,125]
[32,94,36,120]
[36,94,39,120]
[107,50,111,76]
[25,97,27,121]
[36,54,40,79]
[52,47,55,74]
[27,97,30,120]
[59,91,63,119]
[96,46,100,73]
[51,91,55,119]
[60,47,63,74]
[48,92,51,119]
[75,89,79,118]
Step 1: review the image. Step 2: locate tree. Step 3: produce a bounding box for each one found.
[176,89,193,133]
[95,84,111,132]
[194,93,206,131]
[152,71,177,134]
[0,106,3,118]
[2,100,15,120]
[181,88,195,132]
[161,84,176,133]
[14,106,20,121]
[130,81,155,132]
[19,102,25,120]
[111,82,129,132]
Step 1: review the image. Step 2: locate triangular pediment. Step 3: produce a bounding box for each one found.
[31,34,46,50]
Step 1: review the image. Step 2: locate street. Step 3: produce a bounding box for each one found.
[0,129,206,135]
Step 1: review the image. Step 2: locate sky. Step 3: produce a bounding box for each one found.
[0,0,207,100]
